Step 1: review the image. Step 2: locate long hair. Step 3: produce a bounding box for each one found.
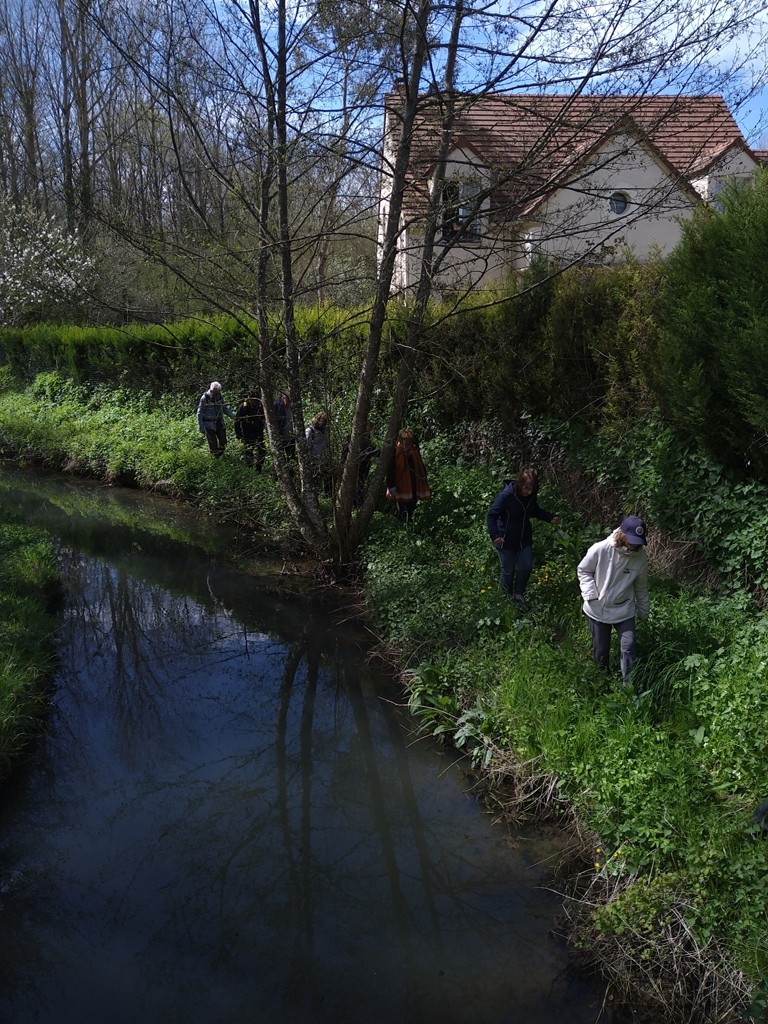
[515,467,538,496]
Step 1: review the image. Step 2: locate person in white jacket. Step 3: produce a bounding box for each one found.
[577,516,649,682]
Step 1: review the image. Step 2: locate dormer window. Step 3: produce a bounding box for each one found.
[609,191,630,216]
[442,180,482,242]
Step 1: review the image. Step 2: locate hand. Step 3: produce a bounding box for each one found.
[551,515,560,525]
[492,536,504,546]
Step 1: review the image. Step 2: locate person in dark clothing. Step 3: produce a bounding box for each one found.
[486,467,559,609]
[234,391,266,469]
[305,411,331,492]
[273,392,294,455]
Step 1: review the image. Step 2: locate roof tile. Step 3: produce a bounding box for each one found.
[387,92,750,218]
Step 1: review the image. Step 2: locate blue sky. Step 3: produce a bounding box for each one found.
[736,86,768,147]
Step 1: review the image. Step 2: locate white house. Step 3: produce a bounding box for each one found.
[378,90,764,294]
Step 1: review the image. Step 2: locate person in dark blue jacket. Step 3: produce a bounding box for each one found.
[486,467,559,608]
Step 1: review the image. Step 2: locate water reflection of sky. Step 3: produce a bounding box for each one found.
[0,470,610,1024]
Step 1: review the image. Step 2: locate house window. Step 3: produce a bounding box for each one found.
[710,178,725,210]
[609,191,630,216]
[442,180,482,242]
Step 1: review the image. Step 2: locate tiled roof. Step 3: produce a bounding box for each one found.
[387,91,751,218]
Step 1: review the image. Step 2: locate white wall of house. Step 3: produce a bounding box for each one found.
[690,147,759,202]
[522,131,697,266]
[394,226,513,294]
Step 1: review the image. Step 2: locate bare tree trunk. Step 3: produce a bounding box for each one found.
[339,0,466,564]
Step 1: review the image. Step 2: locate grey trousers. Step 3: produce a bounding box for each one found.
[587,616,637,680]
[204,421,227,456]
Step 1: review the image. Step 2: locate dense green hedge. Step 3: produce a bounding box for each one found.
[653,169,768,474]
[0,262,663,431]
[0,306,379,399]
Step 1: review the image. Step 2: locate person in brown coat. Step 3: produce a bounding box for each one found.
[386,428,431,522]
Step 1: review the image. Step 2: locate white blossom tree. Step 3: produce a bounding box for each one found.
[0,198,95,324]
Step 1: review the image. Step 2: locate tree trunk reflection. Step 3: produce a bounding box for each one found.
[0,473,611,1024]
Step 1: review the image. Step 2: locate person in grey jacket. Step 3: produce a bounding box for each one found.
[577,515,649,682]
[197,381,234,457]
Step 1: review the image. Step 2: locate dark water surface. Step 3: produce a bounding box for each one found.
[0,469,610,1024]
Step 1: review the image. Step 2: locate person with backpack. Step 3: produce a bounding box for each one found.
[234,391,266,469]
[486,467,558,610]
[196,381,235,457]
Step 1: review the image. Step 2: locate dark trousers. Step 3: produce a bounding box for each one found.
[204,421,227,456]
[396,498,417,522]
[495,544,534,597]
[242,438,265,469]
[587,616,637,680]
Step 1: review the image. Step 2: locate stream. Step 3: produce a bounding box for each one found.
[0,467,611,1024]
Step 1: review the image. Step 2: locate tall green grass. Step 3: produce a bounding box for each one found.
[0,523,59,780]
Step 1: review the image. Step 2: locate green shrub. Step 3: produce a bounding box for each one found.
[653,169,768,472]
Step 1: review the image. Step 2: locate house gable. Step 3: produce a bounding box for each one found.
[519,127,703,265]
[380,89,755,291]
[689,138,760,201]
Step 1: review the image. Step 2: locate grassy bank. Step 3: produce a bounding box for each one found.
[1,374,766,1021]
[361,429,768,1023]
[0,370,287,548]
[0,513,59,780]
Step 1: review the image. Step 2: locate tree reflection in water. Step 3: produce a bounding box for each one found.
[0,482,610,1024]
